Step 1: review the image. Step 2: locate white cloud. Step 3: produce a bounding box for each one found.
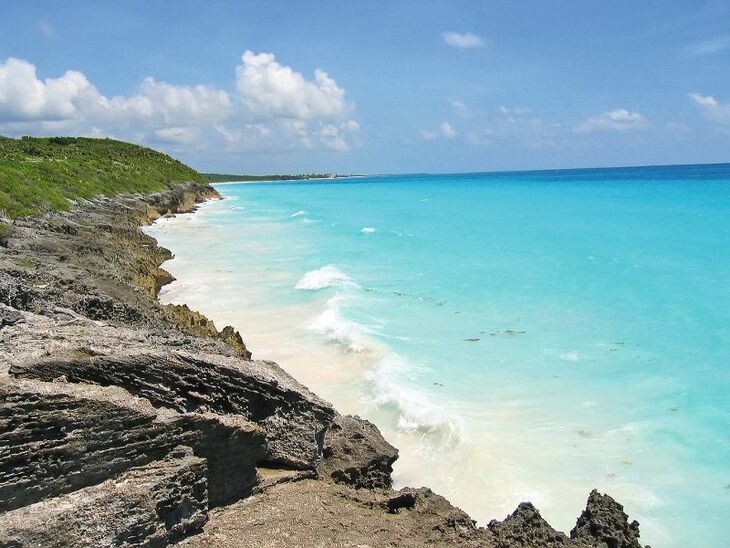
[499,105,532,116]
[686,36,730,56]
[0,53,359,154]
[689,92,730,125]
[421,121,457,140]
[448,98,471,117]
[443,31,484,49]
[235,50,350,121]
[576,108,648,133]
[153,126,201,145]
[318,124,348,151]
[0,57,231,127]
[440,121,457,139]
[0,58,90,121]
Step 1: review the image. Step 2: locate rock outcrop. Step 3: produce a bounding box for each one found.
[0,446,208,547]
[317,413,398,489]
[570,490,644,548]
[0,182,648,547]
[488,503,572,547]
[10,350,334,469]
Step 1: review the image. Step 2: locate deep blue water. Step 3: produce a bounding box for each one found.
[147,163,730,547]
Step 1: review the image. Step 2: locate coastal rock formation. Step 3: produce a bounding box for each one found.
[317,413,399,489]
[570,490,644,548]
[11,350,334,469]
[0,377,186,512]
[0,181,648,547]
[488,503,572,547]
[0,446,208,547]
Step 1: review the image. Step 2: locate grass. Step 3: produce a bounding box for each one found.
[0,221,10,239]
[0,136,205,218]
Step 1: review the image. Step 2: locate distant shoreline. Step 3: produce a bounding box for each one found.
[212,175,367,185]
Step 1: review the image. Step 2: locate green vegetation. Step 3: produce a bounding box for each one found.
[0,136,205,218]
[14,256,35,269]
[202,172,336,183]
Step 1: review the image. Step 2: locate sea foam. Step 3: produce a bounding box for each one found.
[366,352,463,445]
[307,295,370,352]
[295,265,354,290]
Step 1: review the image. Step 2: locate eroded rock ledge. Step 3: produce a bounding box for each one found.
[0,183,648,547]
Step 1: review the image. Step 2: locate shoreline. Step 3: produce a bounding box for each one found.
[211,174,367,186]
[0,182,648,547]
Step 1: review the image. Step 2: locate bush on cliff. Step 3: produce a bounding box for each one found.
[0,136,205,218]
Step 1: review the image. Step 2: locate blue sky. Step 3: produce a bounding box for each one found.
[1,0,729,173]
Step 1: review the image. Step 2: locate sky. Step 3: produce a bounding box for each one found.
[1,0,729,174]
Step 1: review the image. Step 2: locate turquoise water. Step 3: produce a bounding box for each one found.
[146,165,730,547]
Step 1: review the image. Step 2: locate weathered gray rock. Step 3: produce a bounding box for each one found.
[0,378,184,512]
[570,490,645,548]
[179,412,266,506]
[0,373,266,513]
[10,349,335,469]
[0,446,208,547]
[317,414,398,489]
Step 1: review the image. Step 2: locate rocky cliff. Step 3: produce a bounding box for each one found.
[0,182,648,547]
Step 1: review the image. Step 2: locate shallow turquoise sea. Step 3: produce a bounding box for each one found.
[146,165,730,547]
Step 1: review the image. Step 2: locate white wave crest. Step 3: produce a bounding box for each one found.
[307,295,370,352]
[290,210,307,218]
[295,265,354,290]
[360,226,377,234]
[366,353,463,445]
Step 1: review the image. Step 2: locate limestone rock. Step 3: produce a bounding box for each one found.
[488,502,571,547]
[0,447,208,547]
[0,378,184,512]
[179,412,266,506]
[317,414,398,489]
[10,350,335,469]
[570,490,645,548]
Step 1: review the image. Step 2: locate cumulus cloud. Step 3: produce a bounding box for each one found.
[0,53,358,154]
[443,31,484,49]
[575,108,648,133]
[689,92,730,125]
[235,50,350,121]
[0,58,89,122]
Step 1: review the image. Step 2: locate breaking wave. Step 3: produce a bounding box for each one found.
[295,265,355,290]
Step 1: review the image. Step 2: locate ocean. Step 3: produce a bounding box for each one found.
[145,164,730,547]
